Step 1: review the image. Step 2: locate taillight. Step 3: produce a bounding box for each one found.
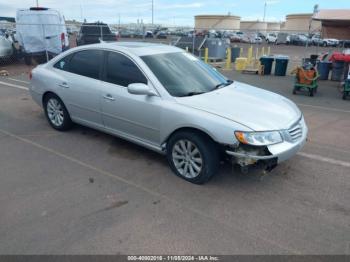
[61,33,65,49]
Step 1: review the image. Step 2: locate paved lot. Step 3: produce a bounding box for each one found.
[0,70,349,255]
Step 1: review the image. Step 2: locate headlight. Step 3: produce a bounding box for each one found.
[235,131,283,146]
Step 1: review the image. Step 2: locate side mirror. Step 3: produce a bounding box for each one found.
[127,83,157,96]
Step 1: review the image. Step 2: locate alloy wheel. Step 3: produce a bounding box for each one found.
[172,139,203,178]
[46,98,64,127]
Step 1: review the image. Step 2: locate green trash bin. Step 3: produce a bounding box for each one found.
[260,56,274,75]
[275,56,289,76]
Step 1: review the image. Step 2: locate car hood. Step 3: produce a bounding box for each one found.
[176,82,301,131]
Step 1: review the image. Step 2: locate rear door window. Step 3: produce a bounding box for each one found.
[67,50,103,79]
[53,54,73,71]
[104,51,147,87]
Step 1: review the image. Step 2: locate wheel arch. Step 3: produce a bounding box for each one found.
[163,127,217,147]
[42,91,60,104]
[42,91,69,114]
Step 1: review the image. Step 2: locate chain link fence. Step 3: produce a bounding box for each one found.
[1,21,349,72]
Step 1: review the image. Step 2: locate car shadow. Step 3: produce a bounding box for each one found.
[74,124,168,167]
[70,124,289,187]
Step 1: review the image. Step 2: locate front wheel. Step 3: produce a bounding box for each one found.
[166,131,219,184]
[44,94,72,131]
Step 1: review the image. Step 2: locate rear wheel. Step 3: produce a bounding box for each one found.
[166,131,219,184]
[43,94,72,131]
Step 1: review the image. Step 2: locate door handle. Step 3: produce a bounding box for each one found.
[103,94,115,101]
[59,82,69,88]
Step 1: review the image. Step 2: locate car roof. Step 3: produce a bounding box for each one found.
[81,42,183,56]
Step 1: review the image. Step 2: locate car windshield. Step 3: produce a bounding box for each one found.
[141,52,230,97]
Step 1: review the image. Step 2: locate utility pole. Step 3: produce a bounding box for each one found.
[36,0,39,7]
[152,0,154,25]
[263,1,267,22]
[80,5,83,21]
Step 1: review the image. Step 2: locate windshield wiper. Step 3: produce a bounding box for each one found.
[214,79,234,90]
[179,91,206,97]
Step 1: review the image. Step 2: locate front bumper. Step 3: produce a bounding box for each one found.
[226,116,308,167]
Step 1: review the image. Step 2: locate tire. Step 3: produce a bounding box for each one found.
[323,42,327,47]
[343,92,347,100]
[293,89,297,95]
[166,131,219,184]
[43,93,72,131]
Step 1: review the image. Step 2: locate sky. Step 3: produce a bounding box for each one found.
[1,0,350,26]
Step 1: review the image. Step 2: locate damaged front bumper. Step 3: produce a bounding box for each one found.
[225,117,308,173]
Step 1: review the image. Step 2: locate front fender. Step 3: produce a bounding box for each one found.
[160,102,252,145]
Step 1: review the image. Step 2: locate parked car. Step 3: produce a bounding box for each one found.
[311,35,339,47]
[257,32,266,40]
[276,32,289,45]
[145,31,154,38]
[287,34,311,46]
[156,31,167,39]
[266,33,277,44]
[0,35,14,61]
[251,35,263,44]
[322,38,339,47]
[76,23,118,46]
[29,42,307,184]
[16,7,69,65]
[339,40,350,48]
[230,33,242,43]
[119,30,132,38]
[119,30,142,38]
[311,34,323,46]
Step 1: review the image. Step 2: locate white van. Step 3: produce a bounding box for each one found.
[16,7,69,64]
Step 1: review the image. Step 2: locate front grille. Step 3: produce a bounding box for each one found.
[288,121,303,142]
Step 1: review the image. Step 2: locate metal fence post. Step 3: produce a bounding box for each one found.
[42,24,49,62]
[192,29,195,55]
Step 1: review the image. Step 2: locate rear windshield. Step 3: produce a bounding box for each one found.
[81,25,111,35]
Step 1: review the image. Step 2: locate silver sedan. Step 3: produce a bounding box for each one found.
[29,42,307,184]
[0,35,14,60]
